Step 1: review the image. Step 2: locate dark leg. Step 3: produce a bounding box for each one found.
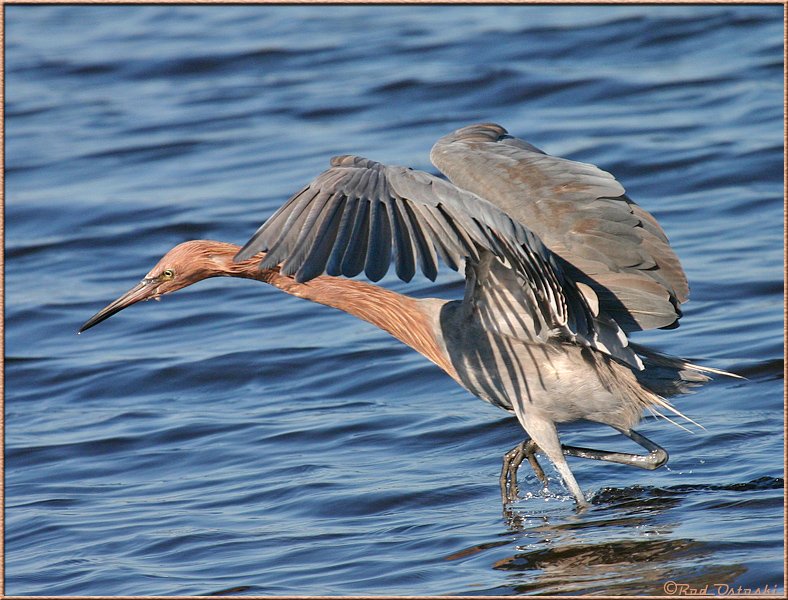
[560,428,669,470]
[500,439,548,504]
[499,429,668,504]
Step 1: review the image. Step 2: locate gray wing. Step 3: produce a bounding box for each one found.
[430,123,689,332]
[235,154,641,367]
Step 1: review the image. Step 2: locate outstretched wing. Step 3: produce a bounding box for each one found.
[235,154,640,368]
[430,123,688,332]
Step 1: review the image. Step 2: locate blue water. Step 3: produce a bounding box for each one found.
[4,4,784,596]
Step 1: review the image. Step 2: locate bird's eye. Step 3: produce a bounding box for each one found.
[162,269,175,279]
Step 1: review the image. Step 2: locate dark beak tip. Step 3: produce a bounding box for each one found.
[78,280,154,335]
[77,319,99,334]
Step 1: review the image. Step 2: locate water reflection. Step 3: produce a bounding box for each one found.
[489,537,746,595]
[448,478,781,595]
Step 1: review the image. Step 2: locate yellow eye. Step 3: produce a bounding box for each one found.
[162,269,175,279]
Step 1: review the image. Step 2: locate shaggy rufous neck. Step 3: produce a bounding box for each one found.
[212,242,455,377]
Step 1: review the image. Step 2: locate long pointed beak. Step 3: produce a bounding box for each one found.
[78,279,158,333]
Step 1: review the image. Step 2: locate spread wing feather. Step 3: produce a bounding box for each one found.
[431,123,689,332]
[235,153,641,368]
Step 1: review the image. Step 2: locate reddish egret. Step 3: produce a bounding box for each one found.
[80,123,737,507]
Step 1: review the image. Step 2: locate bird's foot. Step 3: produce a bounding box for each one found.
[499,438,548,504]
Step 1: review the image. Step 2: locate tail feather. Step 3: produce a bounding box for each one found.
[627,342,743,431]
[631,342,743,378]
[631,341,743,396]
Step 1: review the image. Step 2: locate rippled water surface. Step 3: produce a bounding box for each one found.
[4,5,784,596]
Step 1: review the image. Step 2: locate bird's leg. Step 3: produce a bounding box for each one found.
[500,429,665,507]
[560,428,669,471]
[499,439,548,504]
[503,415,591,508]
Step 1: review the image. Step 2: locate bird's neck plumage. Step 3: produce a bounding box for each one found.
[216,242,456,377]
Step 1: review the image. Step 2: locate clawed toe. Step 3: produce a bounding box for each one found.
[500,439,547,504]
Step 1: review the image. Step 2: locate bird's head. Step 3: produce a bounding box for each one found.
[79,240,250,333]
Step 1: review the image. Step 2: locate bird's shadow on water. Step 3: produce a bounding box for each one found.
[446,477,782,596]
